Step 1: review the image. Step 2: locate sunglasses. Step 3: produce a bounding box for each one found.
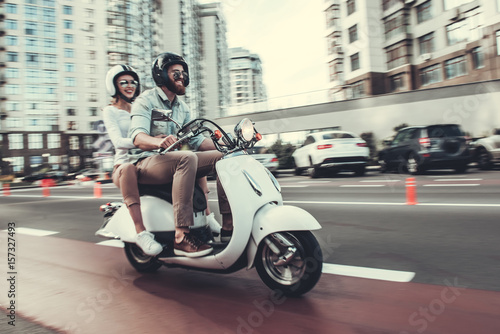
[171,70,188,81]
[118,80,138,88]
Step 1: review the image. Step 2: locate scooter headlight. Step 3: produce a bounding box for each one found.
[235,118,256,143]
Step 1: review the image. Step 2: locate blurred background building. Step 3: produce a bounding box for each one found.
[227,47,267,115]
[324,0,500,101]
[0,0,238,176]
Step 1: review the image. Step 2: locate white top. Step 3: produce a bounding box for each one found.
[102,105,136,166]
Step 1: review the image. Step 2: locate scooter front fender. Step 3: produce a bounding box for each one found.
[246,204,322,269]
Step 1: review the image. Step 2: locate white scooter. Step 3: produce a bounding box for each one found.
[97,112,323,296]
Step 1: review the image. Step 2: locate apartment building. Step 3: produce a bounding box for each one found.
[325,0,500,100]
[228,47,267,106]
[0,0,230,176]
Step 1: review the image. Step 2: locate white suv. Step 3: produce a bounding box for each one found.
[292,131,369,178]
[471,128,500,169]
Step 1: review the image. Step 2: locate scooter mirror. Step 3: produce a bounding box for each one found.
[151,108,173,121]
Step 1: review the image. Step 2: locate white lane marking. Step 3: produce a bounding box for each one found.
[339,185,385,188]
[360,180,401,183]
[433,178,482,182]
[279,200,500,207]
[97,240,124,248]
[280,185,308,188]
[3,227,59,236]
[298,181,331,184]
[3,195,123,200]
[423,184,480,187]
[322,263,415,282]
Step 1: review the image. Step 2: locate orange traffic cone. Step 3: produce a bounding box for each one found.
[3,183,11,196]
[406,177,417,205]
[42,179,50,197]
[94,181,102,198]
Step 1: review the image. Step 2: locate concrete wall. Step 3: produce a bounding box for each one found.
[216,79,500,145]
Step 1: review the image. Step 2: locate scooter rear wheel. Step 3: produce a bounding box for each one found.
[255,231,322,297]
[124,242,162,273]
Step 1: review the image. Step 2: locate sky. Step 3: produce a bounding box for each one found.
[201,0,330,100]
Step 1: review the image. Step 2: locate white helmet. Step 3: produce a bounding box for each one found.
[105,64,140,102]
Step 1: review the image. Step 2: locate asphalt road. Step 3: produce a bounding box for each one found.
[1,168,500,333]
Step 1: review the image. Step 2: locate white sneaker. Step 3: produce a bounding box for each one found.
[136,231,163,256]
[206,212,221,236]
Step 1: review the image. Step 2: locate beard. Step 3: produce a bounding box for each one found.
[165,77,186,96]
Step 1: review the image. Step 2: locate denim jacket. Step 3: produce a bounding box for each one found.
[128,87,205,163]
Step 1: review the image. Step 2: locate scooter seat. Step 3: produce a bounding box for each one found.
[137,183,207,213]
[138,183,173,203]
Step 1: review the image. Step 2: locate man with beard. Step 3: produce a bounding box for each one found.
[128,52,232,257]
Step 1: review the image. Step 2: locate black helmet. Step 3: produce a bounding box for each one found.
[151,52,190,87]
[105,64,141,103]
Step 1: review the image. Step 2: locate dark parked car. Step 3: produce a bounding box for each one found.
[378,124,471,174]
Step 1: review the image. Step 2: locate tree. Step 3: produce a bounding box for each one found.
[268,140,296,169]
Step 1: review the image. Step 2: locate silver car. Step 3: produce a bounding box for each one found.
[247,146,279,174]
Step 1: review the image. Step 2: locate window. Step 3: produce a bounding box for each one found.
[382,0,400,11]
[350,53,360,71]
[85,9,94,18]
[497,31,500,55]
[64,34,74,43]
[418,32,434,55]
[6,68,19,79]
[446,20,467,46]
[64,48,75,58]
[417,1,432,24]
[6,102,21,111]
[63,20,73,29]
[351,81,364,99]
[25,5,37,20]
[384,11,407,40]
[44,39,57,53]
[328,61,343,82]
[420,64,441,86]
[6,85,20,95]
[389,73,405,92]
[6,4,18,14]
[6,118,23,128]
[25,22,37,35]
[7,52,19,62]
[89,107,98,117]
[67,108,76,116]
[85,36,95,46]
[84,136,93,149]
[348,25,358,43]
[386,42,409,69]
[5,20,18,30]
[472,47,484,69]
[6,36,18,46]
[65,77,77,87]
[347,0,356,16]
[43,0,55,7]
[444,55,467,79]
[47,134,60,149]
[44,24,56,38]
[69,136,79,149]
[26,53,40,66]
[85,65,96,74]
[9,134,24,150]
[65,63,75,72]
[443,0,473,11]
[325,4,339,29]
[86,79,97,88]
[64,92,77,101]
[43,55,57,69]
[63,5,73,15]
[68,122,79,131]
[88,51,96,60]
[28,134,43,150]
[43,8,56,22]
[87,93,97,102]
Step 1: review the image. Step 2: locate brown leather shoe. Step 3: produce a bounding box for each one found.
[174,232,213,258]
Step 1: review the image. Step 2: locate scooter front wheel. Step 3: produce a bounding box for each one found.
[124,242,162,273]
[255,231,322,297]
